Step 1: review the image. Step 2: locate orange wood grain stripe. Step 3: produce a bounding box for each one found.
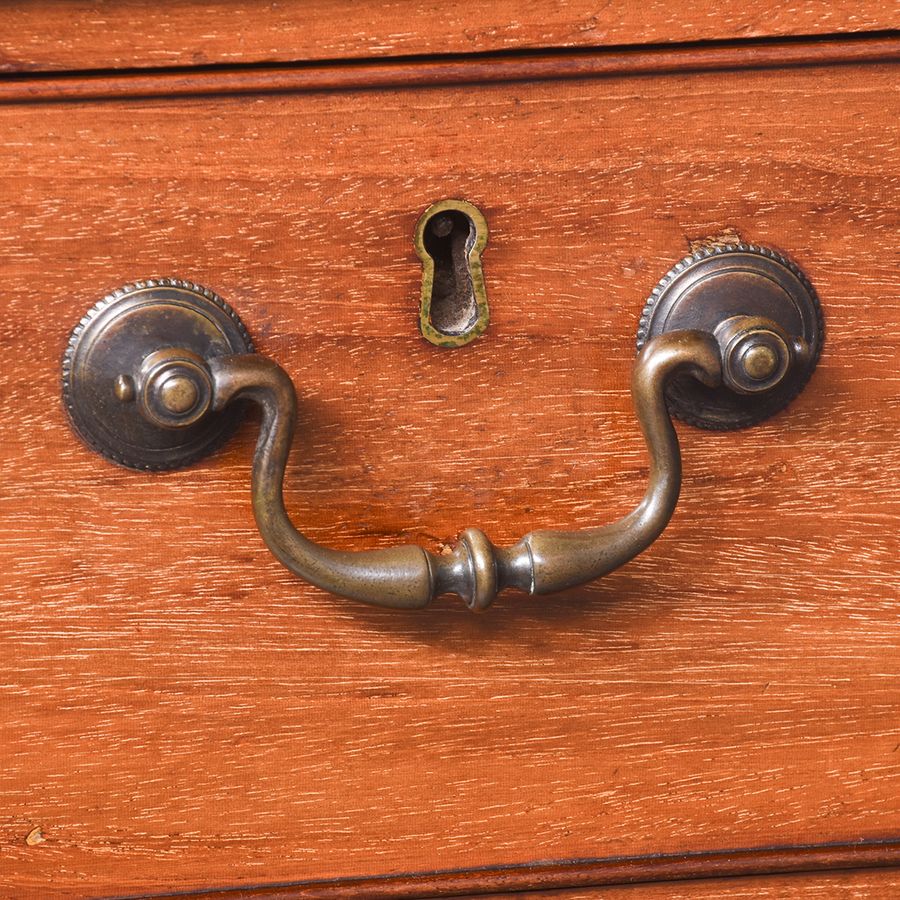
[1,0,894,74]
[0,35,898,105]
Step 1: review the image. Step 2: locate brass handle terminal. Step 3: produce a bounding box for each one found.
[62,245,823,611]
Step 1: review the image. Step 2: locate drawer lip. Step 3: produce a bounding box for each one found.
[122,838,900,899]
[1,34,898,106]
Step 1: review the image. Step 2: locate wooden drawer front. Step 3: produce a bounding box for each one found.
[0,54,898,897]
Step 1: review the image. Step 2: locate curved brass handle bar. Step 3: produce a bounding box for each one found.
[208,330,722,611]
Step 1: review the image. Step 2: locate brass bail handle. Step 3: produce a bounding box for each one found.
[62,245,823,611]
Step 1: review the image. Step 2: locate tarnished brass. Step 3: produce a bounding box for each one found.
[62,279,253,470]
[637,244,823,429]
[62,256,823,610]
[415,199,489,348]
[202,331,722,609]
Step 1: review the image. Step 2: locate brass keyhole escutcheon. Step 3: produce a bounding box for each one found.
[415,199,489,348]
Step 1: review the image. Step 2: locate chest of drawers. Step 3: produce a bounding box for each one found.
[1,4,898,897]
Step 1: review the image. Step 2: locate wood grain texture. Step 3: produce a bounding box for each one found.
[114,844,900,898]
[0,58,897,898]
[2,35,899,106]
[467,867,900,898]
[1,0,897,73]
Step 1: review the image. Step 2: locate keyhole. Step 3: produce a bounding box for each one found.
[424,211,476,335]
[415,200,489,348]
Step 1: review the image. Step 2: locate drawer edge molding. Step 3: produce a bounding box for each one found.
[122,839,900,899]
[0,34,898,106]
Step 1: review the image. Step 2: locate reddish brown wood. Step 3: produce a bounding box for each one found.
[467,867,900,898]
[106,845,900,897]
[0,0,895,73]
[0,52,897,900]
[1,35,898,105]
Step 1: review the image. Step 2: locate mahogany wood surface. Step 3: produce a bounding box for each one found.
[2,35,899,106]
[467,867,900,898]
[0,51,898,899]
[1,1,897,73]
[101,843,900,898]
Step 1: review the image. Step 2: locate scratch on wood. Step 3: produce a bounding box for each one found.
[688,228,744,252]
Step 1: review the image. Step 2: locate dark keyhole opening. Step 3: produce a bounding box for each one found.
[423,210,477,335]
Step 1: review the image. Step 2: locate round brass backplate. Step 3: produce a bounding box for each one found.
[637,244,824,429]
[62,279,254,470]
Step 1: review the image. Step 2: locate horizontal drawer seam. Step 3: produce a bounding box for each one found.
[0,32,897,105]
[115,837,900,899]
